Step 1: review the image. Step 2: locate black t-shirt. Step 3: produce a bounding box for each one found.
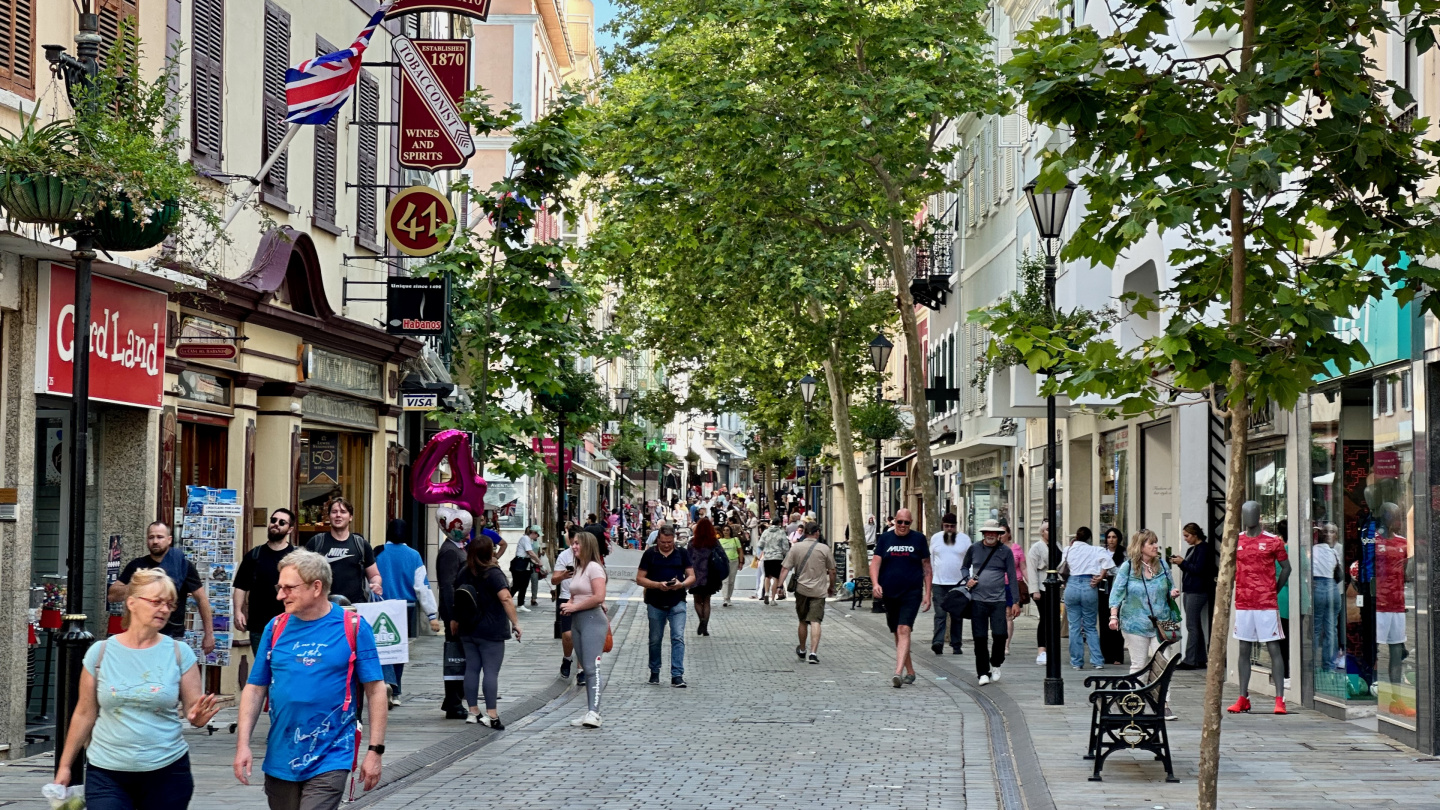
[305,532,375,605]
[119,555,202,638]
[456,565,512,642]
[233,544,296,634]
[875,530,931,595]
[639,546,692,609]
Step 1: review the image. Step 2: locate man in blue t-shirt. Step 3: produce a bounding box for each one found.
[235,549,387,810]
[869,508,933,689]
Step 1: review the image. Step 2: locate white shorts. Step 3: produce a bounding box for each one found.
[1233,609,1284,642]
[1376,611,1407,645]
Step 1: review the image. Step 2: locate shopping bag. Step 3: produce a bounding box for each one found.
[442,640,465,682]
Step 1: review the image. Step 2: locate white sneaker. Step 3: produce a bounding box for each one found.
[569,715,587,727]
[581,711,602,728]
[1036,652,1047,666]
[466,713,480,724]
[519,606,532,613]
[990,667,1002,682]
[978,674,991,686]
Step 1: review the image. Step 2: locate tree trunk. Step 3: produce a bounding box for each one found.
[1198,3,1255,802]
[823,344,870,580]
[888,216,941,535]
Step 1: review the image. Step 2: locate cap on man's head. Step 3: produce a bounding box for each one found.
[942,514,958,526]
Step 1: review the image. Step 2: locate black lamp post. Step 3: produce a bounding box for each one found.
[868,334,893,612]
[615,387,632,514]
[44,9,103,782]
[545,274,575,557]
[1024,177,1076,706]
[799,374,817,518]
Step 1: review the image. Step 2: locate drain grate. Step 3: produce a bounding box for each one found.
[732,718,816,724]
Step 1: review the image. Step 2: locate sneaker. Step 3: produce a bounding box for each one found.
[796,645,807,659]
[1093,664,1105,670]
[577,672,587,687]
[932,644,944,656]
[1164,705,1178,721]
[892,675,903,688]
[990,667,1001,683]
[1274,696,1287,715]
[386,684,400,708]
[1036,652,1047,666]
[560,658,573,679]
[951,647,963,655]
[582,711,602,728]
[1071,665,1084,670]
[808,653,819,665]
[1226,695,1252,714]
[445,710,469,720]
[518,606,532,613]
[570,715,588,727]
[903,673,916,685]
[978,674,991,686]
[671,677,688,688]
[648,672,660,685]
[489,716,505,731]
[465,712,480,724]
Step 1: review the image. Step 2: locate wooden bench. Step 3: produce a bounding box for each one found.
[1083,637,1182,782]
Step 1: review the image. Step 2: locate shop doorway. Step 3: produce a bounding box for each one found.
[180,419,228,491]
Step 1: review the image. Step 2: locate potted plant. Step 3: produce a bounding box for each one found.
[0,22,222,257]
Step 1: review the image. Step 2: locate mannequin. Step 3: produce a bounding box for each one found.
[1227,501,1293,714]
[1374,502,1414,714]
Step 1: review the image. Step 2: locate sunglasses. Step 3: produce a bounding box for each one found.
[133,595,176,611]
[269,518,290,526]
[894,519,912,526]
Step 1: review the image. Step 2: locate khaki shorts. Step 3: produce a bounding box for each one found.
[795,593,826,623]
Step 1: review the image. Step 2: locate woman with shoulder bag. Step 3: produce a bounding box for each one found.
[451,534,522,729]
[560,531,609,728]
[688,518,723,635]
[54,569,220,810]
[1098,527,1128,665]
[1107,528,1181,719]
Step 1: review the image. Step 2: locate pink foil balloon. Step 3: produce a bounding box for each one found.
[412,429,487,517]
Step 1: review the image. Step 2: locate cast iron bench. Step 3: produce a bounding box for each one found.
[1083,637,1182,783]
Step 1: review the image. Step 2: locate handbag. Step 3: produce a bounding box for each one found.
[1143,564,1182,643]
[786,540,822,594]
[442,639,466,681]
[604,624,614,653]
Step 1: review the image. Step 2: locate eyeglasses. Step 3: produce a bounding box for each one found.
[132,596,176,611]
[276,582,317,595]
[894,519,912,526]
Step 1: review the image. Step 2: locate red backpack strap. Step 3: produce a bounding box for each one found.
[341,609,359,712]
[269,613,290,652]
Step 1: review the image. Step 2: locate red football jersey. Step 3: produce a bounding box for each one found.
[1234,531,1288,610]
[1375,533,1408,613]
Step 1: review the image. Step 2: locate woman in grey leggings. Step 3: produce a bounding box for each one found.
[560,531,608,728]
[451,535,521,729]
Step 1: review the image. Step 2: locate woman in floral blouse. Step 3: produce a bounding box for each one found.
[1108,529,1181,719]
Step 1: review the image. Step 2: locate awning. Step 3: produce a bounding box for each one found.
[715,435,745,459]
[571,459,606,482]
[690,441,718,470]
[930,434,1018,460]
[880,452,917,475]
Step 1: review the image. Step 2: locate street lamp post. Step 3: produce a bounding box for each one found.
[546,274,575,558]
[799,374,817,520]
[1025,177,1076,707]
[868,334,894,612]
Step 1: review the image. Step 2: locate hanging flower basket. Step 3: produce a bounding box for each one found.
[85,198,182,252]
[39,608,63,630]
[0,173,95,225]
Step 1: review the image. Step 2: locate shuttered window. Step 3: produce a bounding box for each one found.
[312,36,339,232]
[96,0,138,67]
[0,0,34,96]
[262,1,290,206]
[190,0,223,171]
[355,69,381,251]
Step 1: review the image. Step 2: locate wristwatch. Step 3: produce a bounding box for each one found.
[368,744,386,756]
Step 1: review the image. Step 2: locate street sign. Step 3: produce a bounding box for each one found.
[402,392,439,411]
[600,433,616,450]
[175,343,237,360]
[394,38,474,171]
[387,0,492,20]
[387,276,447,335]
[385,185,455,257]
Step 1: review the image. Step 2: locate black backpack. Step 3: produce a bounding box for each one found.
[453,581,483,634]
[708,546,731,582]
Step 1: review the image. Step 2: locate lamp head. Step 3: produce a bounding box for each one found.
[1023,178,1076,241]
[799,374,818,405]
[868,334,893,374]
[615,387,632,417]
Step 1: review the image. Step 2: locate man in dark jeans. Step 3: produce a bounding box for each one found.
[635,524,695,687]
[435,508,471,720]
[962,519,1020,686]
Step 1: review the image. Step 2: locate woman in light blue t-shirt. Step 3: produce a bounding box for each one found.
[55,568,219,809]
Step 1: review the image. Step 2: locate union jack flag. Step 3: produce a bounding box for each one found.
[284,2,394,125]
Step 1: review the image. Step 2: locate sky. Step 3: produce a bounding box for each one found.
[593,0,620,55]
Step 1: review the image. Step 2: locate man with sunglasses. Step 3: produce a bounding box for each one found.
[234,508,298,635]
[110,521,215,654]
[869,508,932,687]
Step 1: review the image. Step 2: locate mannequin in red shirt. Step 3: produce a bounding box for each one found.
[1373,502,1413,713]
[1227,501,1292,715]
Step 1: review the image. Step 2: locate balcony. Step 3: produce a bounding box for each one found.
[909,228,954,310]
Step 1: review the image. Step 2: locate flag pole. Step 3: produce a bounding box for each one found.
[221,123,302,230]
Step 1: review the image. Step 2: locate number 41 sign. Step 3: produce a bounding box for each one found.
[385,185,456,257]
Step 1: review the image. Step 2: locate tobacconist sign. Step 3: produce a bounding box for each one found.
[394,37,474,171]
[387,0,492,19]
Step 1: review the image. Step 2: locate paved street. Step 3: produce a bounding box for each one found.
[6,565,1440,809]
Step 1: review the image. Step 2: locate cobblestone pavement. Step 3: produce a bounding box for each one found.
[8,567,1440,810]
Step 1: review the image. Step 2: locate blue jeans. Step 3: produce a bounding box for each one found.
[647,602,687,677]
[382,663,405,694]
[87,754,195,810]
[1313,576,1341,670]
[1065,578,1102,667]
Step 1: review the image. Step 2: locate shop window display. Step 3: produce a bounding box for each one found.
[297,430,371,536]
[1099,429,1128,532]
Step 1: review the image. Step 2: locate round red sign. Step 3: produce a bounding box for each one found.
[385,185,456,257]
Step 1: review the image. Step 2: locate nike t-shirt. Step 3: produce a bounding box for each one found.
[1234,531,1287,610]
[305,533,375,605]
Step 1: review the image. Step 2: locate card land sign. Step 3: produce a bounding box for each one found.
[395,38,473,171]
[386,0,492,20]
[386,185,456,257]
